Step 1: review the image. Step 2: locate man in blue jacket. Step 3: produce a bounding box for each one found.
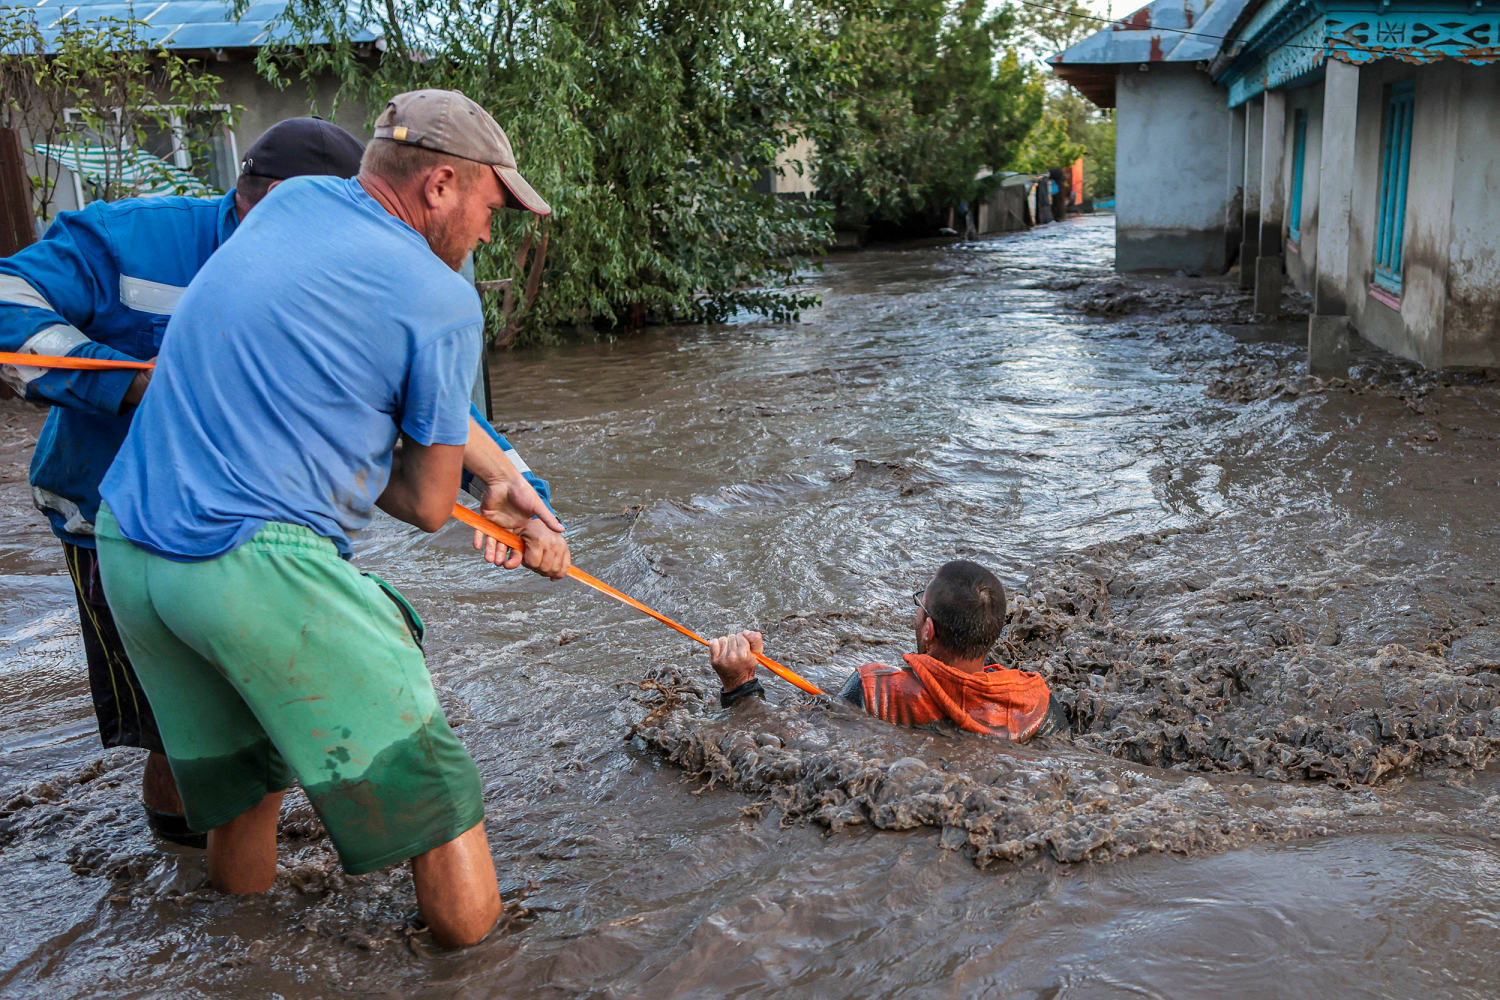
[0,118,369,844]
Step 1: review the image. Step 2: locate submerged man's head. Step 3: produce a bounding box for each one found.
[914,560,1007,662]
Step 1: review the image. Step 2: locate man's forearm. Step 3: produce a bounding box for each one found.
[463,414,523,493]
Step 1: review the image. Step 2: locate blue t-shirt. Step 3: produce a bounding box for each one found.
[101,176,482,560]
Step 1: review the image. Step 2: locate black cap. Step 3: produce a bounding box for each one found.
[239,117,364,180]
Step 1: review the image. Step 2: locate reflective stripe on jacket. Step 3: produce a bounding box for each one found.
[0,191,238,546]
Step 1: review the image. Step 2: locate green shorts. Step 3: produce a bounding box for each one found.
[95,505,484,875]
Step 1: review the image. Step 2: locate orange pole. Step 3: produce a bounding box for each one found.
[0,350,152,370]
[451,505,824,696]
[0,352,826,696]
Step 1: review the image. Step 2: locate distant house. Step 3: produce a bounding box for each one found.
[1051,0,1500,370]
[1051,0,1252,274]
[7,0,373,219]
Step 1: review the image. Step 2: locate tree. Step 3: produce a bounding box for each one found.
[1010,89,1114,199]
[808,0,1044,234]
[260,0,835,341]
[0,8,231,221]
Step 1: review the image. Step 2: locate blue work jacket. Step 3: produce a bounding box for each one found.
[0,191,551,548]
[0,191,239,546]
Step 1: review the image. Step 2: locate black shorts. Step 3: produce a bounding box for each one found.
[62,541,164,753]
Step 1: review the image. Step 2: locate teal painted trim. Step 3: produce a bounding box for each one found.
[1289,111,1308,243]
[1373,81,1414,295]
[1325,9,1500,65]
[1220,4,1500,108]
[1223,15,1328,107]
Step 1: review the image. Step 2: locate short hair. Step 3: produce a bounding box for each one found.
[923,560,1007,660]
[234,172,277,208]
[359,137,489,187]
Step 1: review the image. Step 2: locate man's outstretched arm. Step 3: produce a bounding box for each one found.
[707,630,866,709]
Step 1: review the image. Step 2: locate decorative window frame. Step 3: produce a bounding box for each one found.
[1288,109,1308,248]
[1372,81,1414,297]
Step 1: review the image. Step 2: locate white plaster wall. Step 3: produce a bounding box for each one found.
[1443,65,1500,366]
[1115,64,1232,272]
[1345,59,1428,364]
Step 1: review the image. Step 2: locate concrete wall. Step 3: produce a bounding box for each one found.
[769,133,818,197]
[218,60,371,154]
[1344,60,1467,367]
[1283,84,1323,291]
[1115,63,1232,273]
[1443,66,1500,366]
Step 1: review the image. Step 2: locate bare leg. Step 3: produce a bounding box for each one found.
[411,821,502,949]
[142,752,185,814]
[207,790,285,894]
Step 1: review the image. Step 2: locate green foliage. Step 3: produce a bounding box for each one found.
[1081,113,1114,199]
[0,8,232,220]
[260,0,833,342]
[1011,89,1113,198]
[809,0,1044,230]
[1011,0,1098,63]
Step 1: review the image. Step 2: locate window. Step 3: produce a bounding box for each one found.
[1288,110,1307,246]
[55,106,237,206]
[1373,82,1414,295]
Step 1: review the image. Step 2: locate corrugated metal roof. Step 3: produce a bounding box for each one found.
[1051,0,1250,65]
[1049,0,1251,106]
[14,0,376,51]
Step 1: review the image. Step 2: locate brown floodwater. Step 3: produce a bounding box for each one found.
[2,215,1498,998]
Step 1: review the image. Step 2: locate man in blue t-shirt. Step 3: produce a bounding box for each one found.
[96,90,567,949]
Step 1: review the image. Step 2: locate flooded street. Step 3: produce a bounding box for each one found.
[2,213,1499,998]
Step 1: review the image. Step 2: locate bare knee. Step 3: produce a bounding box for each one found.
[424,891,504,949]
[412,821,502,949]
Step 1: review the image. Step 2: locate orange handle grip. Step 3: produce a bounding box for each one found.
[452,504,825,696]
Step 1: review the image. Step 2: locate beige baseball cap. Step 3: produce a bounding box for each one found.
[373,89,551,216]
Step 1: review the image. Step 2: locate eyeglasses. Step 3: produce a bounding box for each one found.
[912,589,931,618]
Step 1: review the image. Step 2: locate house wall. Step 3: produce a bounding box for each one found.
[217,60,371,154]
[1282,84,1323,292]
[769,133,818,197]
[1345,59,1429,364]
[1443,65,1500,366]
[1115,64,1231,272]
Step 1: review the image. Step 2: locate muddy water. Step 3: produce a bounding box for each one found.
[3,215,1499,998]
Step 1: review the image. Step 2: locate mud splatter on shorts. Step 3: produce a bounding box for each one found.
[94,504,484,874]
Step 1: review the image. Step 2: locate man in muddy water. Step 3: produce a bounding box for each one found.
[707,560,1067,741]
[92,89,569,949]
[0,117,366,846]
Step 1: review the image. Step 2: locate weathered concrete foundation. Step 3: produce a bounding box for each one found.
[1308,314,1353,375]
[1239,238,1258,288]
[1117,230,1226,274]
[1254,256,1283,316]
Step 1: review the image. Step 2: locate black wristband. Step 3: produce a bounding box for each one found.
[720,678,766,708]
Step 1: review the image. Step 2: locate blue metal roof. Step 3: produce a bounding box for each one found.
[15,0,377,51]
[1051,0,1252,67]
[1049,0,1252,106]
